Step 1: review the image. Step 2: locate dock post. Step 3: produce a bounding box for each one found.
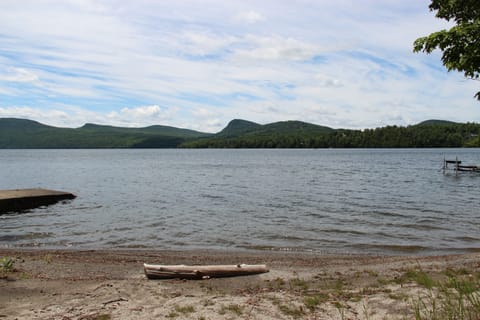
[455,156,459,176]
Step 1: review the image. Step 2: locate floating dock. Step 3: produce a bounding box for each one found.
[0,188,76,214]
[443,157,480,175]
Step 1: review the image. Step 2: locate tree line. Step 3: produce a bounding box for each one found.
[181,123,480,148]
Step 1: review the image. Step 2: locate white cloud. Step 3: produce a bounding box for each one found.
[118,105,162,118]
[176,31,237,56]
[0,0,479,132]
[314,74,343,88]
[235,10,265,24]
[0,106,77,127]
[233,35,319,61]
[0,67,39,82]
[105,105,181,127]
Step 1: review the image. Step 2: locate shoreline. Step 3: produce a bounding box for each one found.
[1,248,479,319]
[3,242,479,257]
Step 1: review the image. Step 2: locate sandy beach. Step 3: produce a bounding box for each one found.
[0,249,479,319]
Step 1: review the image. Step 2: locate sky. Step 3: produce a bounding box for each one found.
[0,0,479,133]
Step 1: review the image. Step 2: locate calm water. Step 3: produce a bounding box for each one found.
[1,149,479,255]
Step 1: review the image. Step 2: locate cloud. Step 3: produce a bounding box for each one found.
[118,105,163,118]
[0,106,80,127]
[176,31,237,57]
[106,105,181,127]
[0,104,183,129]
[0,0,479,132]
[233,35,319,61]
[0,67,39,82]
[234,10,265,24]
[314,74,343,88]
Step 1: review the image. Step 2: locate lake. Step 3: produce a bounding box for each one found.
[1,148,479,255]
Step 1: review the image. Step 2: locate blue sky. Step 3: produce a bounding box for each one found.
[0,0,479,133]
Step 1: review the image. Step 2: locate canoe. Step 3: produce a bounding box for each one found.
[144,263,269,279]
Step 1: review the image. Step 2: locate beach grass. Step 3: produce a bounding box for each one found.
[303,293,328,311]
[412,274,480,320]
[219,303,244,316]
[174,304,195,314]
[0,256,14,273]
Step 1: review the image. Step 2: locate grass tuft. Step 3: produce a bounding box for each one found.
[412,275,480,320]
[219,304,244,316]
[0,257,15,273]
[304,293,328,311]
[401,269,436,289]
[174,305,195,314]
[289,278,309,291]
[278,304,305,318]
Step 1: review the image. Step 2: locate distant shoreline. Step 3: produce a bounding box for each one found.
[2,117,480,148]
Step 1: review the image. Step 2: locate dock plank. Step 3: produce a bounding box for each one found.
[0,188,76,213]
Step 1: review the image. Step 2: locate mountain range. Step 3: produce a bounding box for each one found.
[0,117,478,148]
[0,118,209,148]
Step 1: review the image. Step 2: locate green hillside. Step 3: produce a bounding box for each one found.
[78,123,206,138]
[1,117,479,148]
[181,119,480,148]
[216,119,333,136]
[0,118,210,148]
[216,119,261,137]
[181,119,335,148]
[415,119,459,126]
[255,120,333,135]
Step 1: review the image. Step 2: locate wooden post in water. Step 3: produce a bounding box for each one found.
[455,156,459,176]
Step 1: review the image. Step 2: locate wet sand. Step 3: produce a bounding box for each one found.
[1,249,479,319]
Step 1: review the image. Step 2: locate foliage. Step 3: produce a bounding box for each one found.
[277,304,306,318]
[3,117,480,149]
[413,0,480,100]
[412,275,480,320]
[219,304,244,316]
[402,269,436,289]
[289,278,309,291]
[0,257,15,272]
[0,118,209,148]
[182,121,480,148]
[216,119,261,137]
[304,294,328,311]
[174,305,195,314]
[216,119,333,139]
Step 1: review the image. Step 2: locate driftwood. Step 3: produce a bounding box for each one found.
[144,263,269,280]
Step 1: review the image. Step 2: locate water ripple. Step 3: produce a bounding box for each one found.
[1,148,480,255]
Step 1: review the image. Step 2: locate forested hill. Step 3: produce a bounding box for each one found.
[1,117,480,148]
[181,119,480,148]
[0,118,210,148]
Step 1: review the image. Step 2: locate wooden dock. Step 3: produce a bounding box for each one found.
[443,157,480,175]
[0,188,76,214]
